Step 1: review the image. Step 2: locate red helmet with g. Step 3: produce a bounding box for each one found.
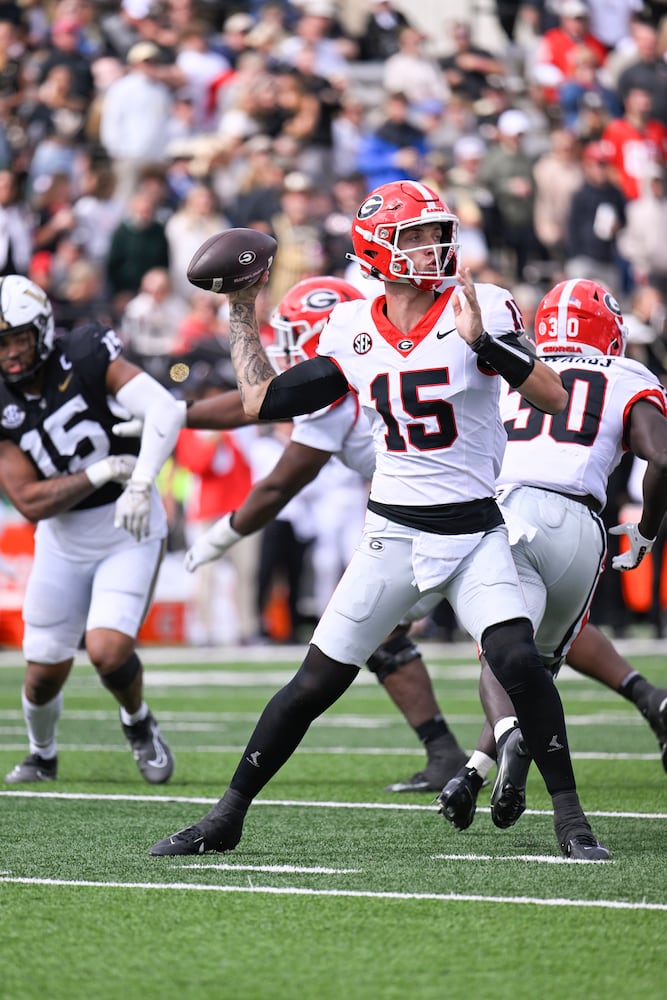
[346,180,460,290]
[267,275,365,372]
[535,279,628,358]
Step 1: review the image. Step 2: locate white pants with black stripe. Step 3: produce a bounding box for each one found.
[498,485,607,670]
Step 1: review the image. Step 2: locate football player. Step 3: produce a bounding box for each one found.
[149,180,610,861]
[438,278,667,832]
[117,275,469,792]
[0,275,182,785]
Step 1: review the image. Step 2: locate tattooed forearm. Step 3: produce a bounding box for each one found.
[228,297,275,414]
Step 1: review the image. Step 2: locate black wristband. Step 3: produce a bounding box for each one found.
[469,331,535,389]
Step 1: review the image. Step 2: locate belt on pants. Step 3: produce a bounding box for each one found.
[537,487,602,515]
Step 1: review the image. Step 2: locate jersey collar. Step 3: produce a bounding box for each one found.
[370,287,456,355]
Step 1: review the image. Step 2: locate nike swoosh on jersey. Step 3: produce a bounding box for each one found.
[58,372,73,391]
[436,328,456,340]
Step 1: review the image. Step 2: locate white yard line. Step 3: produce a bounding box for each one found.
[1,788,665,821]
[0,741,661,761]
[0,875,665,911]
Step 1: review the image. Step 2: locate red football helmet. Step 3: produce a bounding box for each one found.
[267,275,365,371]
[534,279,628,358]
[346,180,460,290]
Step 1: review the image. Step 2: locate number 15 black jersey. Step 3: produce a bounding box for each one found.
[0,321,140,510]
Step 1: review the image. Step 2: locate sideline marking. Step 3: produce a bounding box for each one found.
[1,875,665,911]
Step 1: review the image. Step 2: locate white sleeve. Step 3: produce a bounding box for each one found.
[115,372,184,481]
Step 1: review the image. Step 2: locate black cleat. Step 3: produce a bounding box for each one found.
[121,711,174,785]
[149,790,248,856]
[560,830,611,861]
[4,752,58,783]
[437,767,482,831]
[554,793,610,861]
[385,734,468,793]
[646,688,667,773]
[490,727,531,829]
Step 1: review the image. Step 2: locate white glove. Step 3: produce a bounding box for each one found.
[85,455,137,488]
[111,417,144,438]
[114,478,152,540]
[112,400,187,439]
[609,522,655,571]
[184,512,242,572]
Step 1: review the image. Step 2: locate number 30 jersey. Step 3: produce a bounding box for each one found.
[317,283,524,509]
[499,354,667,509]
[0,321,139,510]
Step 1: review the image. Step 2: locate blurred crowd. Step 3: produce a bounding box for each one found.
[1,0,667,643]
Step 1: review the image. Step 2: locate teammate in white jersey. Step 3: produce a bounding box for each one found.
[438,278,667,833]
[0,275,182,785]
[149,181,612,860]
[120,276,469,791]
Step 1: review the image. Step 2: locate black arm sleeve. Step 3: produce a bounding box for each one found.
[470,331,535,388]
[258,356,351,420]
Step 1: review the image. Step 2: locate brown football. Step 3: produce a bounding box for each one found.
[186,228,277,293]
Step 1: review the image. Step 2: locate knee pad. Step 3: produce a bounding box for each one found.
[366,626,420,683]
[99,652,141,692]
[481,618,543,696]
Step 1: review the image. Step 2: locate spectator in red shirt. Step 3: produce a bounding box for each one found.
[533,0,608,95]
[602,84,667,199]
[175,378,260,645]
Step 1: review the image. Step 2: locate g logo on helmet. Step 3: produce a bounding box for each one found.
[304,290,340,311]
[238,251,257,266]
[603,292,622,316]
[357,194,383,220]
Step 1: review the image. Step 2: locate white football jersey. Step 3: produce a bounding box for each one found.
[317,283,523,507]
[499,354,667,508]
[290,392,376,480]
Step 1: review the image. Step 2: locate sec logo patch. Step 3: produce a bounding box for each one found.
[353,332,372,354]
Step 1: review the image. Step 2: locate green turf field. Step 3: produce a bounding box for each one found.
[1,641,665,1000]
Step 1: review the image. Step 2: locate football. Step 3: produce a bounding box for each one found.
[187,228,277,293]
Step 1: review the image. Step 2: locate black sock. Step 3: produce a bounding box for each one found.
[483,621,576,795]
[415,715,449,744]
[229,646,359,800]
[619,672,653,718]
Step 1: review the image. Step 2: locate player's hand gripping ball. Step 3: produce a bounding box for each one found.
[187,228,277,293]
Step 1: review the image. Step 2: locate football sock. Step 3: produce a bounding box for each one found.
[493,716,518,745]
[120,701,149,726]
[230,646,359,800]
[415,714,450,744]
[23,688,62,759]
[467,750,495,779]
[618,671,654,717]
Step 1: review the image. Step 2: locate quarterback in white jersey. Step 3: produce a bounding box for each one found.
[0,275,183,787]
[439,278,667,835]
[150,181,610,862]
[152,275,466,793]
